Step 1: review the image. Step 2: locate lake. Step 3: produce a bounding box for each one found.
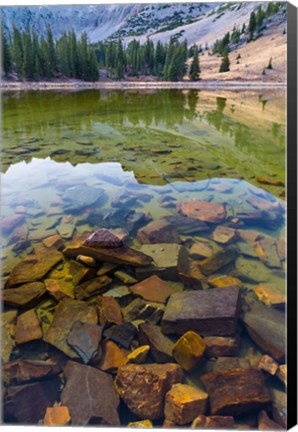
[1,89,287,426]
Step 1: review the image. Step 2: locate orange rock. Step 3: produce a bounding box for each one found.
[257,410,283,430]
[254,284,286,308]
[98,340,128,372]
[172,331,206,371]
[277,364,287,387]
[212,226,238,244]
[256,176,285,187]
[97,296,123,326]
[42,234,64,249]
[165,383,208,425]
[130,275,175,304]
[177,200,226,224]
[257,355,279,376]
[208,275,242,288]
[44,278,74,300]
[44,406,71,426]
[15,309,43,344]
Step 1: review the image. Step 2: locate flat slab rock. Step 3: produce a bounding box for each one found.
[44,299,98,357]
[162,287,241,337]
[3,359,61,385]
[241,303,285,361]
[8,248,63,286]
[201,367,271,416]
[177,200,226,224]
[130,275,175,304]
[61,361,120,426]
[115,363,183,420]
[138,322,174,363]
[137,218,179,244]
[67,321,103,364]
[63,230,153,267]
[3,282,46,307]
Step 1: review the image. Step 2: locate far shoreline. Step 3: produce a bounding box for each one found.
[0,79,286,91]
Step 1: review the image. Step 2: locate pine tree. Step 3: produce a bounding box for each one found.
[248,11,256,39]
[45,26,57,78]
[12,24,24,77]
[189,45,200,81]
[115,38,124,79]
[155,40,165,77]
[2,28,12,75]
[219,50,230,73]
[22,27,34,79]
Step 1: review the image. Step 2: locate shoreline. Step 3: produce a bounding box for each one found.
[0,80,286,91]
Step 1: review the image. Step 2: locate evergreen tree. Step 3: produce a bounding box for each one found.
[45,26,57,78]
[22,27,34,79]
[256,5,265,27]
[115,38,124,79]
[219,50,230,72]
[155,40,165,77]
[248,11,256,39]
[2,29,12,74]
[189,45,200,81]
[12,24,24,77]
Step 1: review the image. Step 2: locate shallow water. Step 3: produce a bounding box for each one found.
[1,89,287,426]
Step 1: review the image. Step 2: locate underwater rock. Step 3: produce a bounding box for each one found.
[61,185,106,213]
[235,209,282,230]
[211,357,251,372]
[122,298,147,322]
[15,309,43,345]
[257,355,279,376]
[211,226,238,244]
[189,242,214,259]
[128,420,153,427]
[204,336,239,358]
[136,243,188,281]
[257,410,284,430]
[3,359,61,385]
[207,275,242,289]
[97,296,123,327]
[137,218,179,244]
[130,275,175,304]
[67,321,103,364]
[3,282,46,307]
[137,302,165,325]
[241,303,285,361]
[97,340,128,372]
[276,365,287,387]
[201,368,271,416]
[2,215,24,234]
[4,377,60,424]
[7,223,28,246]
[254,283,286,309]
[165,215,209,234]
[234,256,272,283]
[44,299,98,357]
[74,276,112,300]
[115,363,183,420]
[76,255,96,267]
[138,323,174,363]
[177,200,226,224]
[256,176,285,187]
[165,383,208,425]
[42,234,64,249]
[61,361,120,426]
[191,415,235,429]
[161,287,240,337]
[172,331,206,372]
[44,406,71,426]
[127,345,150,364]
[114,270,137,284]
[254,237,282,269]
[84,228,124,248]
[1,310,17,364]
[44,279,74,301]
[103,322,136,349]
[64,230,153,267]
[8,248,63,287]
[178,260,206,290]
[198,248,238,276]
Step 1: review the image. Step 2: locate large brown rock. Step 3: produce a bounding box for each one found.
[4,377,60,424]
[3,282,46,307]
[97,296,123,326]
[198,248,238,276]
[212,226,238,244]
[8,248,63,286]
[44,299,98,357]
[74,276,112,300]
[61,361,120,425]
[115,363,183,420]
[97,340,128,372]
[165,384,208,425]
[201,368,271,416]
[177,201,226,224]
[241,303,285,361]
[204,336,239,358]
[258,410,284,430]
[137,218,179,244]
[63,230,153,267]
[3,359,61,385]
[67,321,103,363]
[161,287,241,337]
[254,283,286,309]
[138,323,174,363]
[15,309,43,345]
[130,275,175,304]
[254,237,282,269]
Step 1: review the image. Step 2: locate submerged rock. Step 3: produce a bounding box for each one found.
[103,322,136,349]
[198,248,238,276]
[61,361,120,426]
[203,336,239,358]
[15,309,43,345]
[8,248,63,286]
[254,283,286,308]
[189,242,214,259]
[74,276,112,300]
[115,363,183,420]
[257,410,284,430]
[254,237,282,269]
[207,275,242,289]
[61,185,106,213]
[127,345,150,364]
[128,420,153,428]
[191,415,235,429]
[201,368,271,416]
[234,256,272,283]
[3,282,46,307]
[2,215,24,234]
[165,383,208,425]
[212,226,238,244]
[172,331,206,372]
[138,323,174,363]
[137,218,179,244]
[3,359,61,385]
[67,321,103,364]
[257,355,279,376]
[97,340,128,372]
[64,230,153,267]
[44,406,71,426]
[97,296,123,326]
[165,215,209,234]
[1,310,17,364]
[130,275,175,304]
[162,287,240,337]
[44,299,98,357]
[177,200,226,224]
[4,377,60,424]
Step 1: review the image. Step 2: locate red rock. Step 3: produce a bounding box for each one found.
[191,415,235,429]
[67,321,103,364]
[44,406,71,426]
[98,340,128,372]
[8,248,63,286]
[165,384,208,425]
[204,336,239,358]
[130,275,175,304]
[3,359,61,385]
[15,309,43,344]
[137,218,179,244]
[3,282,46,307]
[2,215,24,234]
[257,355,279,376]
[97,296,123,326]
[61,361,120,425]
[44,299,98,357]
[4,377,60,424]
[115,363,183,420]
[177,201,226,224]
[44,278,74,300]
[258,410,283,430]
[212,226,238,244]
[201,368,271,416]
[138,323,174,363]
